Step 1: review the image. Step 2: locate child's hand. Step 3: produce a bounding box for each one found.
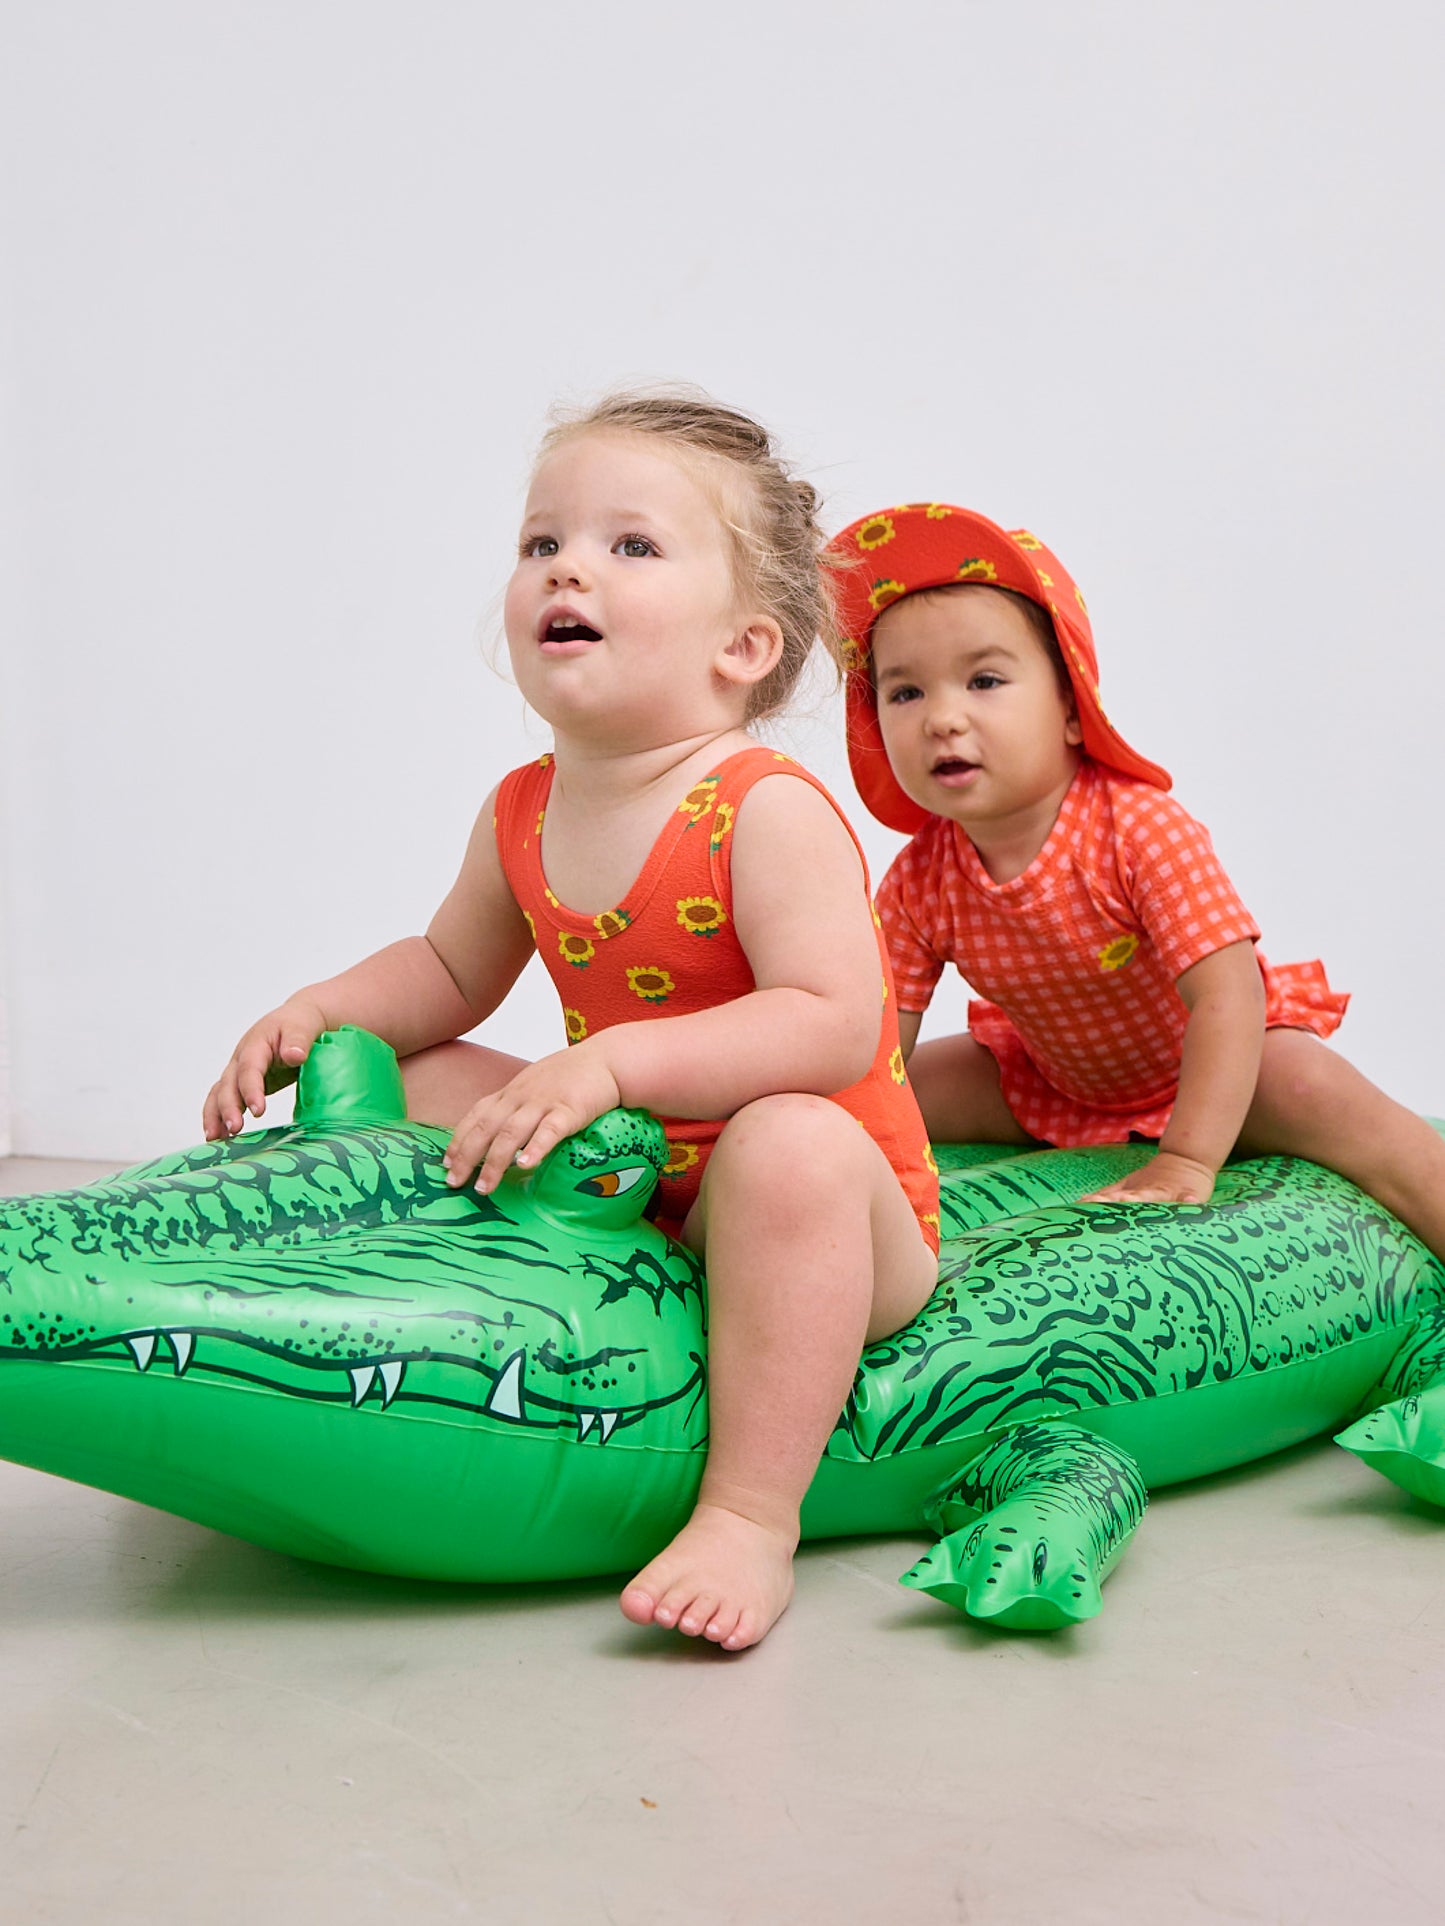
[203,997,329,1140]
[444,1044,622,1194]
[1083,1150,1217,1207]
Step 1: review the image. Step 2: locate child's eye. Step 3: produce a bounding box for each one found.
[521,535,558,558]
[970,672,1005,691]
[885,684,922,705]
[614,534,656,558]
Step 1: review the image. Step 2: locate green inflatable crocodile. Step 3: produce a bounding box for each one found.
[2,1025,1443,1632]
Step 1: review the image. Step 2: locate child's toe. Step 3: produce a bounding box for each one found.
[722,1614,758,1651]
[677,1592,720,1637]
[618,1582,659,1626]
[652,1577,698,1629]
[703,1603,742,1645]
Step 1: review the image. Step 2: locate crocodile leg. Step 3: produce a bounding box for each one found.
[1336,1301,1445,1509]
[899,1422,1148,1632]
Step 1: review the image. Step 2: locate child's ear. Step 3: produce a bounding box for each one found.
[716,617,785,691]
[1065,704,1084,748]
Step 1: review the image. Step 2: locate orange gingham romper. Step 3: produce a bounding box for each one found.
[495,745,941,1251]
[876,759,1349,1146]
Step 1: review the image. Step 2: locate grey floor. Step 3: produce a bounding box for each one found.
[2,1159,1442,1926]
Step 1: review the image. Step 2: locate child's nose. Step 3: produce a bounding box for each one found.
[546,545,588,589]
[924,696,969,737]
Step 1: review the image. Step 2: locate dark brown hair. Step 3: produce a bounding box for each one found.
[875,582,1072,697]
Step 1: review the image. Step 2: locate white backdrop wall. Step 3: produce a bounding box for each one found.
[3,1,1442,1160]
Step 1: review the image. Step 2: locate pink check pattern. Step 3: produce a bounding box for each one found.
[876,761,1348,1145]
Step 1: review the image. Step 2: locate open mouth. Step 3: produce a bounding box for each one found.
[932,757,979,782]
[541,616,603,646]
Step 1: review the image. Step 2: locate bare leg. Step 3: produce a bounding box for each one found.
[1237,1030,1445,1261]
[400,1039,530,1130]
[618,1094,938,1651]
[906,1033,1035,1146]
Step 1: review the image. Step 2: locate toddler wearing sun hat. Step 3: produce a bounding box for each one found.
[831,502,1347,1153]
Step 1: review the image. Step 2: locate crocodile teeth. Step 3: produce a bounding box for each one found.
[127,1333,156,1371]
[349,1365,376,1407]
[598,1411,618,1443]
[577,1410,597,1442]
[377,1360,405,1407]
[486,1349,526,1421]
[168,1331,194,1375]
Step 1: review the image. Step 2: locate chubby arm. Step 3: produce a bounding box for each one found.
[446,776,887,1191]
[1085,939,1266,1204]
[897,1010,924,1061]
[205,786,535,1137]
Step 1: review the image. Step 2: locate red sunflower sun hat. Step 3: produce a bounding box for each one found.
[828,503,1170,834]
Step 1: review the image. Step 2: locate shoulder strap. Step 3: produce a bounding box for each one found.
[493,756,553,902]
[708,747,872,900]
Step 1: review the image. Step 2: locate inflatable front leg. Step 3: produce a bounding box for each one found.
[1336,1301,1445,1509]
[899,1422,1148,1633]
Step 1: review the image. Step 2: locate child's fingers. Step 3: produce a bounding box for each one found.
[1084,1179,1163,1203]
[443,1101,516,1190]
[1083,1178,1208,1206]
[445,1101,569,1194]
[442,1108,484,1185]
[474,1105,553,1193]
[512,1113,569,1172]
[209,1063,249,1137]
[237,1045,275,1120]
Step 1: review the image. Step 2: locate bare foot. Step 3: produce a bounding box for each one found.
[619,1502,797,1651]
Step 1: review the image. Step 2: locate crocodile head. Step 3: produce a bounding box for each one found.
[0,1031,708,1451]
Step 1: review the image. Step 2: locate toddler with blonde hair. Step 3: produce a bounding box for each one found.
[207,394,940,1649]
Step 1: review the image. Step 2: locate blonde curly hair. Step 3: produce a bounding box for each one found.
[538,387,844,723]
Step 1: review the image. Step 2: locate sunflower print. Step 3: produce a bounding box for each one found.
[564,1007,587,1044]
[594,908,632,939]
[1098,933,1140,972]
[956,558,998,583]
[677,777,719,825]
[627,965,675,1004]
[558,931,595,969]
[855,514,896,551]
[889,1046,907,1085]
[923,1144,939,1177]
[924,503,952,520]
[1010,530,1043,551]
[1063,636,1101,701]
[868,578,907,613]
[709,801,735,851]
[544,886,561,910]
[662,1141,700,1179]
[1075,583,1089,615]
[535,808,546,837]
[921,1211,941,1239]
[676,895,727,938]
[522,908,537,943]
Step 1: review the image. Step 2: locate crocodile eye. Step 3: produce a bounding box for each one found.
[577,1165,649,1198]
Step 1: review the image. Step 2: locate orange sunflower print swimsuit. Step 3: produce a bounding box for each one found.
[876,759,1349,1147]
[494,745,940,1252]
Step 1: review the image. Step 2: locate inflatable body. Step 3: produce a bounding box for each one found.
[3,1027,1444,1632]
